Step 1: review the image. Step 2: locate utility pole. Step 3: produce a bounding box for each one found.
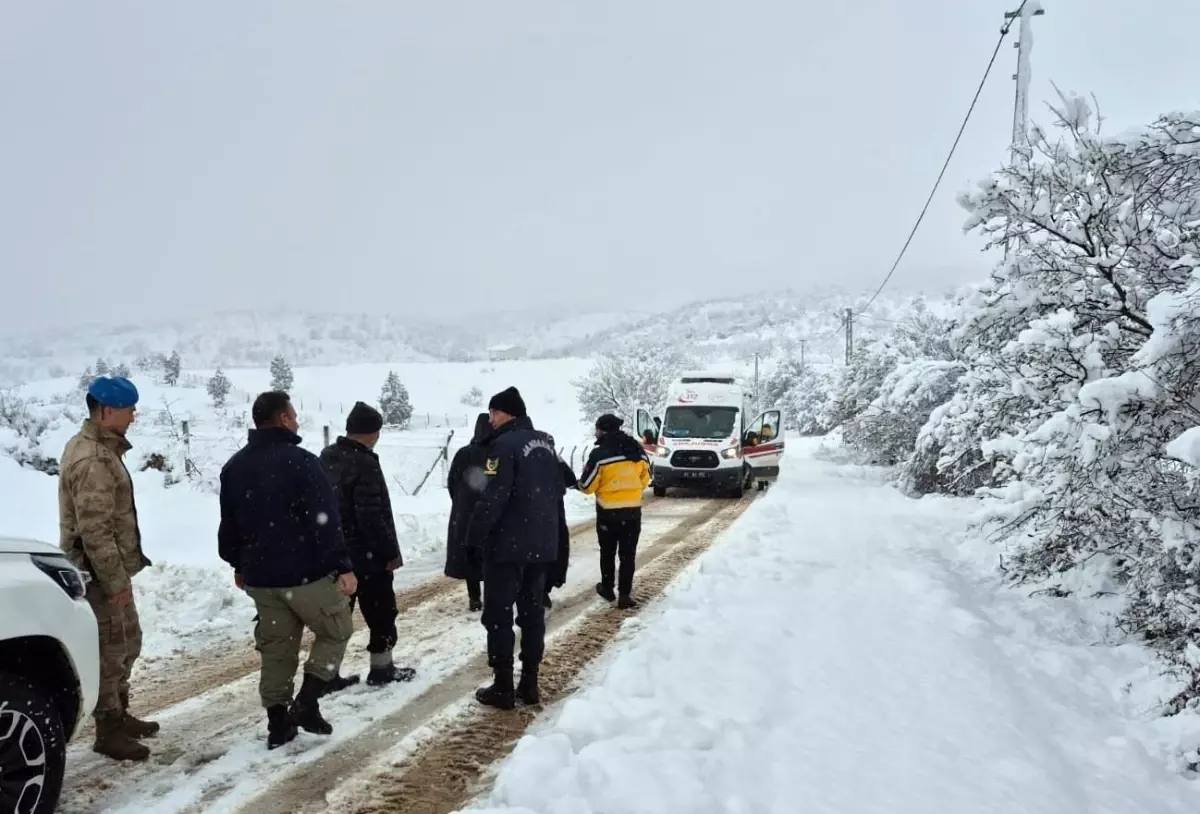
[799,339,807,370]
[1005,2,1044,167]
[753,353,761,413]
[1002,2,1044,261]
[843,308,854,365]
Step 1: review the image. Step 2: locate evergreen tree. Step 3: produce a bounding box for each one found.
[112,362,132,378]
[379,371,413,428]
[162,351,182,386]
[207,368,232,407]
[94,357,111,375]
[269,355,294,392]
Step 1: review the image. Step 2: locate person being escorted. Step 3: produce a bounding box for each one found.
[446,413,491,611]
[59,376,158,761]
[218,391,357,750]
[542,435,577,610]
[320,401,417,691]
[580,414,651,609]
[466,387,563,709]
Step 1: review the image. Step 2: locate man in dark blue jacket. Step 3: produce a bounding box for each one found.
[466,386,563,709]
[218,391,357,749]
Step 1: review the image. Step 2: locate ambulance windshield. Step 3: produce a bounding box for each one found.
[662,406,739,439]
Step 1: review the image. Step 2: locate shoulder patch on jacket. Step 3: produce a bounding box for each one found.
[485,457,499,476]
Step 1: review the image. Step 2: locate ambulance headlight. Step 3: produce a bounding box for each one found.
[655,445,670,458]
[721,446,742,460]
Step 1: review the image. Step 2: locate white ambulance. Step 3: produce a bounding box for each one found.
[640,374,786,498]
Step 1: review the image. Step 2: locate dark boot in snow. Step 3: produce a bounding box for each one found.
[118,691,160,738]
[617,594,639,610]
[322,673,361,696]
[595,582,616,602]
[266,704,297,750]
[367,665,417,686]
[476,662,515,710]
[517,664,540,706]
[289,674,333,736]
[93,712,150,762]
[542,593,553,610]
[469,597,483,612]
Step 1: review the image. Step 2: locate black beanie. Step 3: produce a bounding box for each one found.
[596,414,623,433]
[346,401,384,434]
[488,386,527,419]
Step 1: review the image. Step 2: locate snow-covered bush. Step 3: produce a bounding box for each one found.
[460,386,484,407]
[760,358,838,436]
[898,96,1200,693]
[573,345,692,423]
[161,350,182,386]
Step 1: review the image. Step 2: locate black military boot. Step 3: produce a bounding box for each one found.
[618,594,639,610]
[516,663,540,706]
[289,674,334,735]
[119,691,160,738]
[469,597,483,612]
[475,661,515,710]
[367,664,417,686]
[266,704,297,750]
[595,582,616,602]
[321,673,361,696]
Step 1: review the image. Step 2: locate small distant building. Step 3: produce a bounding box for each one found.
[487,343,527,361]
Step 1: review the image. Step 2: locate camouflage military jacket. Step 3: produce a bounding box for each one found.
[58,420,149,596]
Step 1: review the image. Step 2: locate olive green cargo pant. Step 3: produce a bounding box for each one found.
[246,576,354,708]
[86,585,142,717]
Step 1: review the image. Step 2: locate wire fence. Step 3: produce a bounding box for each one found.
[143,410,597,497]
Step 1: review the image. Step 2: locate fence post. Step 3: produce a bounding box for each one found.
[323,425,330,447]
[181,420,195,479]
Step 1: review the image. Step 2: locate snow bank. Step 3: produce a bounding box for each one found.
[467,440,1200,814]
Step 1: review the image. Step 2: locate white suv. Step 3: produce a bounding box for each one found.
[0,536,98,814]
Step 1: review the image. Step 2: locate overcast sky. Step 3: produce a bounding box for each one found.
[1,0,1196,333]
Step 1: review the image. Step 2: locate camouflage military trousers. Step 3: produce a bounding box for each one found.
[86,585,143,717]
[247,576,353,708]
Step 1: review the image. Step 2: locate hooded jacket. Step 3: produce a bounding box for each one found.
[579,430,651,510]
[445,414,491,580]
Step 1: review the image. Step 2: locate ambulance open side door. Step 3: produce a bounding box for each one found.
[742,408,785,479]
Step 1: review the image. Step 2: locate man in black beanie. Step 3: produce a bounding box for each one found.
[465,386,563,709]
[319,401,416,690]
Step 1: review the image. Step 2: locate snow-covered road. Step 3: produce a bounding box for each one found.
[468,440,1200,814]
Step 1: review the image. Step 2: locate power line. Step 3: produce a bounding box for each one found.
[853,0,1029,316]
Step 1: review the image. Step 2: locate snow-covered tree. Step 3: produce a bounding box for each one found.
[207,369,232,408]
[269,355,294,392]
[379,371,413,428]
[573,345,692,424]
[112,362,132,378]
[77,367,94,391]
[761,358,838,436]
[161,351,182,386]
[895,97,1200,689]
[94,357,111,375]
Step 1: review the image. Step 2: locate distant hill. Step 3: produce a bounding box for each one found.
[0,287,961,386]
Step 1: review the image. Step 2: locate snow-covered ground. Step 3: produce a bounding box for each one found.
[467,438,1200,814]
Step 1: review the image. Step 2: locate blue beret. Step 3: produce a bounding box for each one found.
[88,376,139,408]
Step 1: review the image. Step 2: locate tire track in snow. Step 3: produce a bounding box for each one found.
[76,515,605,743]
[242,495,754,814]
[60,501,700,812]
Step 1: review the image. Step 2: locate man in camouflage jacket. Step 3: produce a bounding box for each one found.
[59,376,157,762]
